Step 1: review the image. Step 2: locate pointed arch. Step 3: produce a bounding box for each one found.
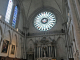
[15,34,17,47]
[0,25,3,42]
[8,30,12,43]
[28,6,63,28]
[12,6,18,28]
[5,0,13,23]
[56,37,64,41]
[27,39,35,51]
[28,39,35,44]
[72,25,74,39]
[56,37,67,60]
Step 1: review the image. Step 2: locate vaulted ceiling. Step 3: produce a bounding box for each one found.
[19,0,66,27]
[22,0,63,17]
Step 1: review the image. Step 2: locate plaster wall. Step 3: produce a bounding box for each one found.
[28,8,63,33]
[0,19,24,58]
[26,34,67,60]
[0,0,8,16]
[0,0,24,32]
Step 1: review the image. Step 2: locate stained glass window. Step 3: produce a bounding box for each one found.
[34,11,56,31]
[12,6,18,28]
[5,0,13,23]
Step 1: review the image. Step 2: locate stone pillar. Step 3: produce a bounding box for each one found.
[49,46,50,57]
[34,48,35,60]
[71,47,73,58]
[76,50,79,60]
[23,27,28,59]
[68,0,80,56]
[51,46,52,57]
[74,0,80,20]
[50,46,51,57]
[28,54,29,60]
[40,47,41,58]
[70,47,72,58]
[37,47,38,58]
[73,40,77,59]
[39,47,40,58]
[47,46,48,57]
[41,47,42,57]
[53,46,55,58]
[55,47,56,58]
[52,46,54,58]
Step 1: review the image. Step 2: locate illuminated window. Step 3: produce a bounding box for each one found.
[34,11,56,31]
[5,0,13,23]
[12,6,18,28]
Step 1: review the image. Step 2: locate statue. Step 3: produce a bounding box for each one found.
[43,47,46,57]
[44,50,46,57]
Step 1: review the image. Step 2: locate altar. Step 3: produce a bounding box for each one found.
[26,37,56,60]
[34,37,56,60]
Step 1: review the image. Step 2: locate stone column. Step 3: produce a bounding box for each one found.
[40,47,41,58]
[34,48,35,60]
[70,47,71,58]
[55,47,56,58]
[49,46,50,57]
[71,46,73,58]
[23,27,28,59]
[76,50,79,60]
[74,0,80,19]
[52,46,54,58]
[47,46,48,57]
[51,46,52,57]
[73,40,77,59]
[37,47,38,58]
[50,46,51,57]
[28,54,29,60]
[41,47,42,57]
[53,46,55,58]
[39,47,40,58]
[68,0,80,56]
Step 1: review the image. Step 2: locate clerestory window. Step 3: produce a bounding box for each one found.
[5,0,13,23]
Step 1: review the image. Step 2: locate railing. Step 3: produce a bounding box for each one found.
[26,30,65,37]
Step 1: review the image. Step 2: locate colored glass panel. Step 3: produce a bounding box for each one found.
[12,6,18,28]
[34,11,56,31]
[5,0,13,23]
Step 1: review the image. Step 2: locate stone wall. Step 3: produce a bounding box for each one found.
[0,19,24,58]
[26,34,67,60]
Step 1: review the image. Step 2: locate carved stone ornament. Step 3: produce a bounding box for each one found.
[40,37,49,45]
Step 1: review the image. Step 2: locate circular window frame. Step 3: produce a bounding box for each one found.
[34,11,56,31]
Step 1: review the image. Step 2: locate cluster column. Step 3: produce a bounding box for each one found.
[74,0,80,18]
[55,47,56,58]
[39,47,40,58]
[68,0,80,58]
[37,47,38,58]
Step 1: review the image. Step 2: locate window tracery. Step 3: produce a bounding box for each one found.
[5,0,13,23]
[34,11,56,31]
[12,6,18,28]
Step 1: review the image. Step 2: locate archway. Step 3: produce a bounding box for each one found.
[56,37,67,60]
